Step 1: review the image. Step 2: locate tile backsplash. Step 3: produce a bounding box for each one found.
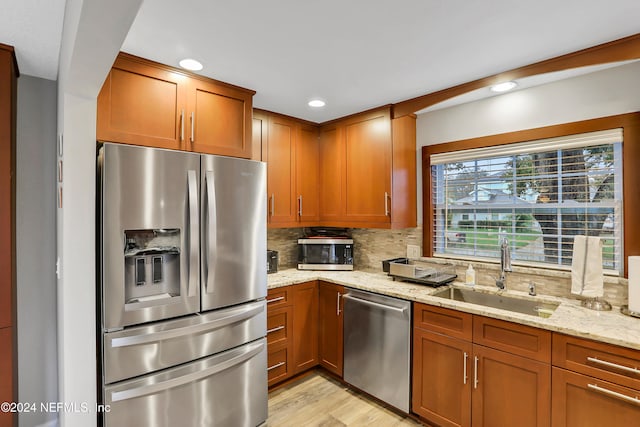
[267,228,302,269]
[267,226,629,307]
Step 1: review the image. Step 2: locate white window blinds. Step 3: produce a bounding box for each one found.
[430,129,623,273]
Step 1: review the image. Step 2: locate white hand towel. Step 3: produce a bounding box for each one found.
[628,256,640,312]
[571,236,604,298]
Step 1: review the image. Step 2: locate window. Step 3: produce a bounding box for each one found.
[430,129,623,273]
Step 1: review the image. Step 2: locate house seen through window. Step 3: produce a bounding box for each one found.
[430,129,623,273]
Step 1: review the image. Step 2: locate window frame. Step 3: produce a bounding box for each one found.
[422,112,640,277]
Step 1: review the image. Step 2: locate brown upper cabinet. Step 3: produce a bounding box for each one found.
[97,53,254,158]
[319,107,417,229]
[258,106,417,229]
[256,110,320,227]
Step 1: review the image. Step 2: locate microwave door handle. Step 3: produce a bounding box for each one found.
[109,339,265,403]
[187,170,199,297]
[205,170,217,294]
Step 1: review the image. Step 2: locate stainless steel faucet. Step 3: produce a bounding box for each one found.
[496,238,512,289]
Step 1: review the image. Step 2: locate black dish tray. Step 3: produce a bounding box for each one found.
[381,257,409,273]
[390,272,457,287]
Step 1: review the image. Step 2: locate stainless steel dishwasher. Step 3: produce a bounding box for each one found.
[343,288,411,412]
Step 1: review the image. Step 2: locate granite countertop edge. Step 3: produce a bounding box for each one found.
[267,268,640,351]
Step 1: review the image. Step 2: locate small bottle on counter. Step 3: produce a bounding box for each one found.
[465,264,475,286]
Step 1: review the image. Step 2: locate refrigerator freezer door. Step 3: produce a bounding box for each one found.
[201,155,267,311]
[104,338,268,427]
[103,300,266,384]
[99,143,201,330]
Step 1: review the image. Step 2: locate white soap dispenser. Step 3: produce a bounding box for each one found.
[465,264,475,286]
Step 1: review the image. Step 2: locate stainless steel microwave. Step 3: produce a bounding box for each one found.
[297,238,354,270]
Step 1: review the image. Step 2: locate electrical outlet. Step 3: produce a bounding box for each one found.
[407,244,421,259]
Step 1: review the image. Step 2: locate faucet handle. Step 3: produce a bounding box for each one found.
[528,281,537,296]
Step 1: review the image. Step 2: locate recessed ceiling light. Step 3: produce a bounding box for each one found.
[490,81,518,93]
[179,58,203,71]
[308,99,326,108]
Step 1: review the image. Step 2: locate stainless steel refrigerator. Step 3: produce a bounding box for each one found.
[97,143,267,427]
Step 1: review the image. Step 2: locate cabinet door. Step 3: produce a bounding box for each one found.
[252,111,268,161]
[291,282,318,373]
[188,78,253,158]
[343,109,392,225]
[318,282,344,376]
[472,344,551,427]
[551,367,640,427]
[296,125,320,223]
[97,55,186,150]
[266,116,297,225]
[267,306,293,351]
[412,328,472,427]
[267,347,291,387]
[0,328,13,427]
[318,126,344,222]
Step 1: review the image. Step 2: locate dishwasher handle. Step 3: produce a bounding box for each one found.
[342,293,407,314]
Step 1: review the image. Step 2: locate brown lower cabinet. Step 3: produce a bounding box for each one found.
[0,328,13,427]
[267,287,293,387]
[0,43,17,427]
[551,333,640,426]
[318,282,344,376]
[268,286,640,427]
[472,344,550,427]
[267,281,320,386]
[413,327,472,427]
[412,303,551,427]
[291,282,318,373]
[551,368,640,426]
[267,281,345,387]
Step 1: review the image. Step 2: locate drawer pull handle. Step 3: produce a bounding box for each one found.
[473,356,479,389]
[267,325,285,334]
[463,352,468,385]
[267,296,285,304]
[587,357,640,375]
[268,361,286,371]
[587,383,640,405]
[384,192,390,216]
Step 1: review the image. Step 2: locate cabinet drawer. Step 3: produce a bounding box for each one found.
[473,316,551,363]
[414,303,472,341]
[552,334,640,391]
[267,287,290,308]
[552,367,640,426]
[267,306,292,349]
[267,348,290,386]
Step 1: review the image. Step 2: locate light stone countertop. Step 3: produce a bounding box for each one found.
[267,268,640,351]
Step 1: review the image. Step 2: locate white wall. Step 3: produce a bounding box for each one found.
[16,75,58,427]
[56,1,142,426]
[415,61,640,223]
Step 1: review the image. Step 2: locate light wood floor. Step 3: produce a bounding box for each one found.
[267,371,424,426]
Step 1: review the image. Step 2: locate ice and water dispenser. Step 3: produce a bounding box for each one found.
[124,229,181,304]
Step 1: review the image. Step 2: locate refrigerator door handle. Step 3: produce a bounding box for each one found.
[187,170,199,297]
[110,301,265,348]
[110,339,266,403]
[204,170,217,294]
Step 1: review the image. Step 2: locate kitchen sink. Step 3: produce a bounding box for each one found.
[431,287,559,318]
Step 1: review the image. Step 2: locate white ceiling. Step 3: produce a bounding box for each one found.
[2,0,640,122]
